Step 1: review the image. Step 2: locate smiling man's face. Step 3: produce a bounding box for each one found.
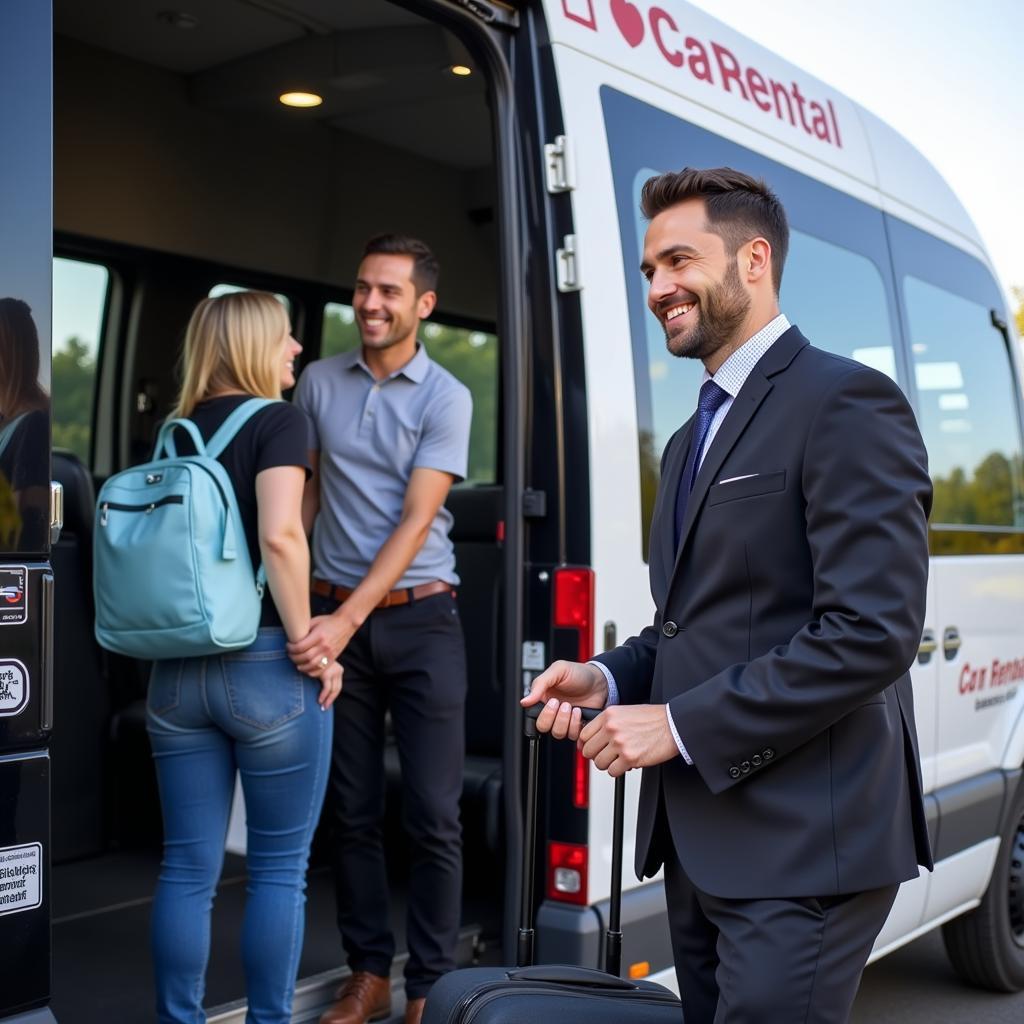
[353,253,434,353]
[641,198,751,363]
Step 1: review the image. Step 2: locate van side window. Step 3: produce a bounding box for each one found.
[783,230,897,381]
[904,277,1024,551]
[52,256,109,464]
[321,301,498,486]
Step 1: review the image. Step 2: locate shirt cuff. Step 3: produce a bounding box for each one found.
[588,660,618,706]
[665,704,693,764]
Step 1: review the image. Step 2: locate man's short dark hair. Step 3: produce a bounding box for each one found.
[362,234,440,295]
[640,167,789,294]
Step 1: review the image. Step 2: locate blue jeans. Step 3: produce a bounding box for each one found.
[146,628,332,1024]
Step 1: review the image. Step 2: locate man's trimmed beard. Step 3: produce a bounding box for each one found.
[665,258,750,361]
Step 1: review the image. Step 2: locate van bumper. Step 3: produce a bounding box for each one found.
[536,879,674,976]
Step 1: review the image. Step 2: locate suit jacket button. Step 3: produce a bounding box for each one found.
[751,754,763,767]
[763,748,775,761]
[728,765,740,779]
[662,620,679,637]
[740,761,751,773]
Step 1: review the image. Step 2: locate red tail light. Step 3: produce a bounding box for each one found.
[547,841,588,904]
[573,749,589,809]
[553,567,595,662]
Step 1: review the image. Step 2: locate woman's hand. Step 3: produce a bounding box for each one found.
[315,660,343,710]
[287,611,358,675]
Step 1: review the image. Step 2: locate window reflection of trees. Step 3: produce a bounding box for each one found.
[638,429,659,562]
[930,451,1024,555]
[932,452,1024,528]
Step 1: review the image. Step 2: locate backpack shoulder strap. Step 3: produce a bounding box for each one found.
[0,413,28,459]
[154,417,206,459]
[205,398,278,459]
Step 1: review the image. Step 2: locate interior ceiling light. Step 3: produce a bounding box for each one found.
[157,10,199,29]
[449,65,472,77]
[279,91,323,108]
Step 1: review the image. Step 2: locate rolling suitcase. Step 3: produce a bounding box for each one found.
[423,705,683,1023]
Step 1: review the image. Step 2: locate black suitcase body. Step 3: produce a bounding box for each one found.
[423,707,683,1024]
[424,964,681,1023]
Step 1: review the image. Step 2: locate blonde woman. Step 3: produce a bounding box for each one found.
[146,291,340,1024]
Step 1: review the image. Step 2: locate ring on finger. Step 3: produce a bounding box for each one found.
[319,656,329,668]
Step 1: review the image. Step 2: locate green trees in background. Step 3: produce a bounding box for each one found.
[51,336,95,462]
[932,452,1024,528]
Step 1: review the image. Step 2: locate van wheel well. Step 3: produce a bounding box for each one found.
[942,775,1024,991]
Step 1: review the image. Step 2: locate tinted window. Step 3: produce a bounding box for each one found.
[52,257,109,464]
[884,213,1024,555]
[783,231,896,380]
[321,301,498,485]
[904,277,1024,535]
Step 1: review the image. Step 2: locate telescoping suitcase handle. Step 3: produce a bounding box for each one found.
[520,704,627,977]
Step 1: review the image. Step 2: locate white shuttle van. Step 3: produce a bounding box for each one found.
[1,1,1022,1021]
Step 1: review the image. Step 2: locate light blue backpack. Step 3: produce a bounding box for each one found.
[93,398,276,659]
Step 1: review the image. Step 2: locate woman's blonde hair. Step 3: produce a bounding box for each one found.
[173,291,289,418]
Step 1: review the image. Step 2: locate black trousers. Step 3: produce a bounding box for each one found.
[663,842,898,1023]
[314,590,467,999]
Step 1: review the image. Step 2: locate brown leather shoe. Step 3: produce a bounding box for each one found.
[404,996,426,1024]
[318,971,391,1024]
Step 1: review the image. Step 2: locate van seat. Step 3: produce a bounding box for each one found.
[51,449,110,862]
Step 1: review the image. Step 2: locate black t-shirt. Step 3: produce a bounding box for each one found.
[0,409,50,551]
[171,396,312,628]
[0,409,49,490]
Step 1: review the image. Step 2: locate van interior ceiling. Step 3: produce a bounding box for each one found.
[50,1,505,1019]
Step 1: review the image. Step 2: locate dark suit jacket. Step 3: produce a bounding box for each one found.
[595,327,934,900]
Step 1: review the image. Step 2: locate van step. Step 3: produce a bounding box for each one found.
[208,925,483,1024]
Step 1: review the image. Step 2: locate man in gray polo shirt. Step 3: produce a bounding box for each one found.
[290,235,472,1024]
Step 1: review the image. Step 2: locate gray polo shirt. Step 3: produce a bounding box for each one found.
[294,344,472,589]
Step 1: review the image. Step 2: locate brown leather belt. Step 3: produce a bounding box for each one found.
[311,577,455,610]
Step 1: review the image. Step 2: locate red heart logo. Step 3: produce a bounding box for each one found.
[610,0,645,48]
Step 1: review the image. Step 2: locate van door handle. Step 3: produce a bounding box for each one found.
[942,626,962,661]
[917,629,937,664]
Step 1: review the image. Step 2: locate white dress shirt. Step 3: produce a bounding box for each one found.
[591,313,792,764]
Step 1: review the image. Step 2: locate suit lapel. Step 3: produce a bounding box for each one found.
[668,326,809,586]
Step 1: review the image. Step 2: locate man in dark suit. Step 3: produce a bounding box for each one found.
[523,167,933,1023]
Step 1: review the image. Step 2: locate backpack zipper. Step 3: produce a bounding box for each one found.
[100,459,232,529]
[99,494,183,526]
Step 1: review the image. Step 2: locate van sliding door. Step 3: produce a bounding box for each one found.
[0,2,57,1022]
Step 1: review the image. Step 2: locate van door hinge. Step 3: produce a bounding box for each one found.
[544,135,575,194]
[523,488,547,518]
[556,234,582,293]
[453,0,520,29]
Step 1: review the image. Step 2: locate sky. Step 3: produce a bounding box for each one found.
[686,0,1024,314]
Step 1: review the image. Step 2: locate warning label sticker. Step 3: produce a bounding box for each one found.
[0,843,42,916]
[0,659,28,717]
[0,565,27,626]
